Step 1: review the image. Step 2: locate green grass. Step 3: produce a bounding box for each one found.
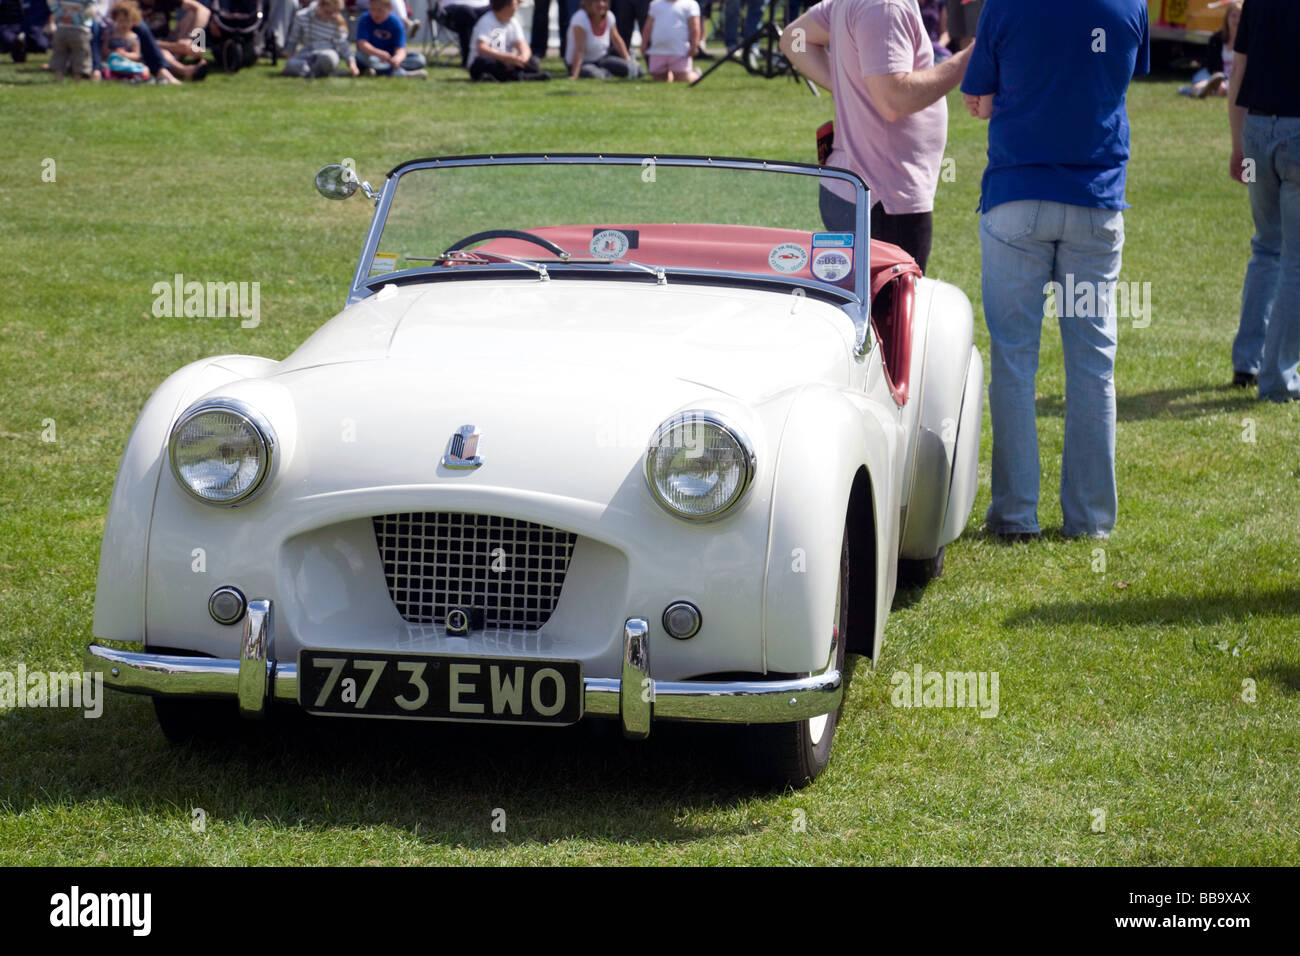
[0,53,1297,865]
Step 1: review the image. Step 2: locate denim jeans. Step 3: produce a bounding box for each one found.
[724,0,762,48]
[1232,114,1300,400]
[356,49,427,73]
[980,199,1124,537]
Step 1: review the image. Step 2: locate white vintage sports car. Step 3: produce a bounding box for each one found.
[86,154,982,788]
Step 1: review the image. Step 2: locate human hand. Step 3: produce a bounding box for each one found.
[1231,146,1247,184]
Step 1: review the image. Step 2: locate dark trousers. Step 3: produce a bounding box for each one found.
[610,0,649,53]
[530,0,576,59]
[441,4,479,67]
[577,52,639,77]
[819,186,932,273]
[469,53,549,80]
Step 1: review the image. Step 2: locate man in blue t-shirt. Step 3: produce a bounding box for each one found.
[356,0,427,76]
[961,0,1148,542]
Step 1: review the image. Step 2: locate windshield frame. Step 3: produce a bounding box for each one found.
[348,153,872,311]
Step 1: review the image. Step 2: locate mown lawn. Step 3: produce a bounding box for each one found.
[0,52,1296,865]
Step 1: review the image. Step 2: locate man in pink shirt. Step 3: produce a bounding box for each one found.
[781,0,971,271]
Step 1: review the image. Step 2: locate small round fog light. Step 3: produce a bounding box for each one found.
[209,586,247,626]
[662,601,701,640]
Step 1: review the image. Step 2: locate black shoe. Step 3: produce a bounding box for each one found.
[1232,371,1257,388]
[980,524,1040,544]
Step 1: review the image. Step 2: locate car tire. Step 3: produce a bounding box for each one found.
[153,697,243,745]
[741,531,849,790]
[897,545,945,590]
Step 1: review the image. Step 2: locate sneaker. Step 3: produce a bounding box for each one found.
[1232,371,1257,388]
[401,68,427,78]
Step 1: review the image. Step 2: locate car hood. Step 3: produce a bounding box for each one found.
[277,279,857,403]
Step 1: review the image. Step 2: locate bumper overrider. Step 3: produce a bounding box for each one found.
[83,600,844,738]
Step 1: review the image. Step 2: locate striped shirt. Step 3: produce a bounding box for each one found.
[285,4,352,60]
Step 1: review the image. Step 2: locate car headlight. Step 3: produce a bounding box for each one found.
[169,399,276,505]
[645,412,756,520]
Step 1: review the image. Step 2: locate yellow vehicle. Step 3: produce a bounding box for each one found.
[1149,0,1230,45]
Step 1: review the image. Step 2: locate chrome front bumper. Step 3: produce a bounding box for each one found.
[85,601,843,739]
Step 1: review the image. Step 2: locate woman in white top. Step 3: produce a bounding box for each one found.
[566,0,640,77]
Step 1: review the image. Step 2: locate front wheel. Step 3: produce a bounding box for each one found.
[741,532,849,789]
[897,545,945,590]
[153,697,243,745]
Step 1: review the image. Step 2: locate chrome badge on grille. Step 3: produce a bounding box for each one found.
[443,424,483,470]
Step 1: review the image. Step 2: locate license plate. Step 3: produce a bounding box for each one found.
[298,649,583,725]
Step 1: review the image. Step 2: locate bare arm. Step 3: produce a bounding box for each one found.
[864,43,971,122]
[778,10,832,91]
[641,14,653,56]
[477,36,525,66]
[1229,51,1248,184]
[610,19,630,59]
[569,23,585,77]
[688,14,699,52]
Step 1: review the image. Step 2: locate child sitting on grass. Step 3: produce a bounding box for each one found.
[566,0,639,78]
[102,0,151,81]
[49,0,95,80]
[356,0,427,77]
[642,0,699,82]
[283,0,359,77]
[467,0,548,81]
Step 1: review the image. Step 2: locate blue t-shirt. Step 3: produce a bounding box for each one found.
[357,12,406,54]
[961,0,1150,212]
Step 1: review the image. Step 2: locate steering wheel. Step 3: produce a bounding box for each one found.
[443,229,568,259]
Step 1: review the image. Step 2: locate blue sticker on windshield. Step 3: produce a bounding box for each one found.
[813,233,855,248]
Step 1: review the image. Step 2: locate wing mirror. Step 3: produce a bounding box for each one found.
[315,163,377,201]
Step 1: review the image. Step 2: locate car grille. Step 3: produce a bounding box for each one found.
[373,513,577,630]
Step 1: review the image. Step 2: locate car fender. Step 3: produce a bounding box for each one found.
[763,384,902,673]
[899,279,977,559]
[92,355,277,644]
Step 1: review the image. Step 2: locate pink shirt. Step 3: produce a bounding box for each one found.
[810,0,947,215]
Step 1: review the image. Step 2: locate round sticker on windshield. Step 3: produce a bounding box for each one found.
[811,248,853,282]
[590,229,630,259]
[768,242,808,274]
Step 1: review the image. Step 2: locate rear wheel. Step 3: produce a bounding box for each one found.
[742,532,849,789]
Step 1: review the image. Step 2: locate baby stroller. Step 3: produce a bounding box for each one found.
[210,0,267,72]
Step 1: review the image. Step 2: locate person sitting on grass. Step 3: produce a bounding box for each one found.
[356,0,426,76]
[49,0,96,79]
[283,0,359,77]
[1179,0,1240,98]
[102,0,151,79]
[567,0,639,78]
[466,0,548,81]
[642,0,700,82]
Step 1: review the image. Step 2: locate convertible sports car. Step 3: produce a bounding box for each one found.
[85,154,982,787]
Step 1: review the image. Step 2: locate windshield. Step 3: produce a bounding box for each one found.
[360,157,867,300]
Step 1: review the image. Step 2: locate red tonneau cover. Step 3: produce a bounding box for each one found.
[476,223,921,292]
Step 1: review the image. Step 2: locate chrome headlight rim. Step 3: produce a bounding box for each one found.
[644,410,757,522]
[168,397,277,507]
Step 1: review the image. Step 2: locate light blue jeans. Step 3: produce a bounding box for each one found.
[1232,114,1300,401]
[980,199,1124,537]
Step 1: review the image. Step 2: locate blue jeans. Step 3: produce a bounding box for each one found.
[980,199,1124,537]
[1232,114,1300,400]
[724,0,762,48]
[356,49,427,73]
